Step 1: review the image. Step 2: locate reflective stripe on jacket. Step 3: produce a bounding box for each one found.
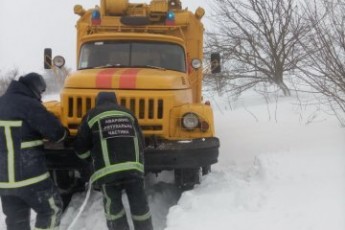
[74,96,145,185]
[0,81,67,189]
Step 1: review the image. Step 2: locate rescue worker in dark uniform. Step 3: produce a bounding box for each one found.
[74,92,153,230]
[0,73,68,230]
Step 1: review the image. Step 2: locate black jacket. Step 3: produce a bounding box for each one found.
[0,81,67,190]
[74,92,145,185]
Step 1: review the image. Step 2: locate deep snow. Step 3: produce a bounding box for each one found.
[164,94,345,230]
[0,92,345,230]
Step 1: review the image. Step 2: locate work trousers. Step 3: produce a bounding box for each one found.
[0,179,63,230]
[101,177,153,230]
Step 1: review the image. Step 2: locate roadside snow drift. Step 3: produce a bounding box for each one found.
[0,94,344,230]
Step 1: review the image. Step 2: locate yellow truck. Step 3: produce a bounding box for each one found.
[44,0,220,198]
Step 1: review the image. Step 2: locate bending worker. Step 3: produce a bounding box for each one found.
[74,91,153,230]
[0,73,68,230]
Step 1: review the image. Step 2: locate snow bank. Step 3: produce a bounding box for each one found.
[164,95,345,230]
[1,93,345,230]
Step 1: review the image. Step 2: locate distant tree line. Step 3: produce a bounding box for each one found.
[43,67,70,94]
[0,67,69,96]
[0,69,18,96]
[204,0,345,123]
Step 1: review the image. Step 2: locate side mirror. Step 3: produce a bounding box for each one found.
[44,48,52,69]
[211,53,221,74]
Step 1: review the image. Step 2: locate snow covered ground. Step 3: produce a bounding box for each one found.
[0,92,345,230]
[164,93,345,230]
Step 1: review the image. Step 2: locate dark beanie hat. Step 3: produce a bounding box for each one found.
[19,72,46,100]
[96,92,118,106]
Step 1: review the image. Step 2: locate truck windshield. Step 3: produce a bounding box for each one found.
[78,41,186,72]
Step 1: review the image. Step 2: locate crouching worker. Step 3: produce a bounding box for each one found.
[74,92,153,230]
[0,73,68,230]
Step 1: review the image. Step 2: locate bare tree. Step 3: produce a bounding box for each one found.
[43,66,70,94]
[298,0,345,123]
[0,67,70,97]
[206,0,310,96]
[0,69,19,96]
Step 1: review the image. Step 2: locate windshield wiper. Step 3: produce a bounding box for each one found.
[79,64,166,70]
[78,64,124,70]
[132,65,166,70]
[94,64,127,69]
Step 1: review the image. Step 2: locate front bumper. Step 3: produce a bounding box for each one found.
[44,137,220,172]
[144,137,220,171]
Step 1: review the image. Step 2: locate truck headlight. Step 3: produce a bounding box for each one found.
[182,113,199,130]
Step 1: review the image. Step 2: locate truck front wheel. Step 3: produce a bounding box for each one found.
[202,165,211,175]
[50,170,87,209]
[174,168,201,190]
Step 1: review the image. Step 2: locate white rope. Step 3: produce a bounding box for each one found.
[66,180,92,230]
[0,215,5,230]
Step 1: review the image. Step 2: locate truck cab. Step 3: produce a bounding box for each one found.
[44,0,220,199]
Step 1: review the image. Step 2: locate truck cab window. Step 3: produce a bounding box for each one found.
[78,41,186,72]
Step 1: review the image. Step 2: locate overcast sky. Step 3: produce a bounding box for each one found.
[0,0,211,74]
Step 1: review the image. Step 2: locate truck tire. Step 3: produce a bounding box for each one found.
[50,170,86,209]
[202,165,211,175]
[174,168,201,190]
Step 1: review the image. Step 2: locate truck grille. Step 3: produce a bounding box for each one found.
[65,95,165,134]
[119,98,163,119]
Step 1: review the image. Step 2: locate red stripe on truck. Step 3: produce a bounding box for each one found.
[119,69,140,89]
[96,69,118,88]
